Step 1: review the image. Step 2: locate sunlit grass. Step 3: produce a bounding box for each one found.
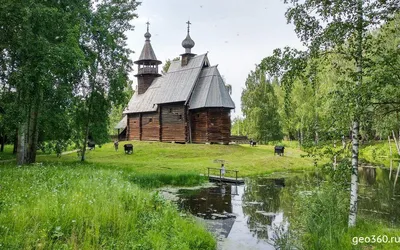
[0,163,215,249]
[33,141,315,177]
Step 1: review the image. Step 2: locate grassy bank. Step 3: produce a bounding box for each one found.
[0,163,215,249]
[360,141,399,166]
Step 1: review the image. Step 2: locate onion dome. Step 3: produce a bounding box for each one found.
[182,21,195,53]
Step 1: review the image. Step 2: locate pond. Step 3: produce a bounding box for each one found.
[173,162,400,250]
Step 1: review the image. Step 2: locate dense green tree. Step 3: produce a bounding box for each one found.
[0,0,139,163]
[241,68,283,143]
[284,0,400,226]
[73,0,138,161]
[0,0,89,164]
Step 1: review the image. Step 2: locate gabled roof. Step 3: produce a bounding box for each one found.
[189,66,235,110]
[124,54,208,114]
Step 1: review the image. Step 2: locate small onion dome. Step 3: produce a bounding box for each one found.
[182,33,195,50]
[144,31,151,40]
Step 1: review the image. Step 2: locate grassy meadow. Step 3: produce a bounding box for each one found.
[0,141,313,249]
[36,141,314,176]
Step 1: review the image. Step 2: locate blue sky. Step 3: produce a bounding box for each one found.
[126,0,304,118]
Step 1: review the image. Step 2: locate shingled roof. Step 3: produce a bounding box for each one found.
[124,54,235,114]
[136,40,160,63]
[189,66,235,110]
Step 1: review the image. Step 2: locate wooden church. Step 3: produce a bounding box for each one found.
[117,22,235,144]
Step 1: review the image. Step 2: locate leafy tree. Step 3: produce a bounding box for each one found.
[241,68,283,143]
[73,0,138,161]
[0,0,139,163]
[368,16,400,137]
[259,47,309,140]
[108,82,134,135]
[284,0,400,227]
[0,0,89,164]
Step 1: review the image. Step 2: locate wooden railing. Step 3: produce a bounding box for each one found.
[207,167,239,182]
[137,67,158,74]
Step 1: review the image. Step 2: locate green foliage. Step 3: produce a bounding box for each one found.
[0,163,216,249]
[241,70,283,143]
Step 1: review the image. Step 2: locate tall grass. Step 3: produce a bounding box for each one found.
[0,164,215,249]
[129,173,207,188]
[276,178,400,250]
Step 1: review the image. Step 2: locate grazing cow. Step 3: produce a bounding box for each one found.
[124,144,134,154]
[274,146,285,156]
[87,142,95,150]
[250,140,257,147]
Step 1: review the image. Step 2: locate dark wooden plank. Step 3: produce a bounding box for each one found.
[208,175,244,184]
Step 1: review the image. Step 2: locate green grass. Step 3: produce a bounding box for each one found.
[0,163,215,249]
[0,145,15,161]
[31,141,314,177]
[360,141,400,166]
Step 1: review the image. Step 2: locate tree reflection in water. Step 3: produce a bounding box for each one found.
[176,164,400,246]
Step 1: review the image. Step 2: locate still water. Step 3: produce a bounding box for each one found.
[176,164,400,250]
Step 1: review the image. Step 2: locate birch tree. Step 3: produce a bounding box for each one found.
[284,0,400,227]
[74,0,138,161]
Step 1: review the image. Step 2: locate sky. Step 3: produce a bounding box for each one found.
[126,0,304,118]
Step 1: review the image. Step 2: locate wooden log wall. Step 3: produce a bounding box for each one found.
[127,106,231,143]
[190,109,208,143]
[160,103,186,142]
[127,114,140,140]
[141,112,160,141]
[207,108,231,144]
[190,108,231,144]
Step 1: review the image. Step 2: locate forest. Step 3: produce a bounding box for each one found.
[234,14,400,147]
[0,0,136,165]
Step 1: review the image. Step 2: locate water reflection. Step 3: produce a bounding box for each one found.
[358,161,400,225]
[176,163,400,249]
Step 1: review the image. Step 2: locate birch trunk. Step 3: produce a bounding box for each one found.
[348,0,363,228]
[17,122,27,165]
[348,120,359,227]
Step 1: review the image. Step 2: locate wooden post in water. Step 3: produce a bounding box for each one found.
[235,171,238,184]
